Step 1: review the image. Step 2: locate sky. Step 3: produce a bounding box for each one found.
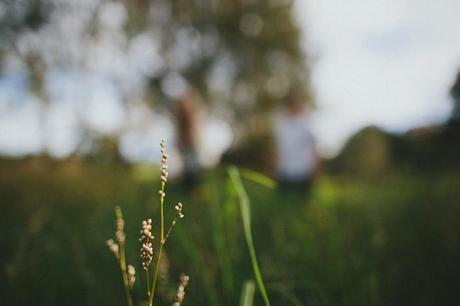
[295,0,460,155]
[1,0,460,160]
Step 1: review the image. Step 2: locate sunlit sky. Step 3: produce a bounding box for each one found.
[1,0,460,160]
[296,0,460,155]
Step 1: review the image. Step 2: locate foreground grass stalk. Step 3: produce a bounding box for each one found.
[117,207,134,306]
[229,166,271,306]
[150,242,164,306]
[149,139,168,306]
[150,202,184,306]
[108,139,188,306]
[106,207,133,306]
[119,244,134,306]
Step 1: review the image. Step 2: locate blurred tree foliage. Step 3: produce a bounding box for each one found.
[0,0,310,152]
[450,69,460,121]
[328,69,460,177]
[328,127,393,178]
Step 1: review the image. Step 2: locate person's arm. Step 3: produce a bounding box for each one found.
[305,128,322,179]
[312,144,322,179]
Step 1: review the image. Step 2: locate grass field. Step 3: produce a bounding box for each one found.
[1,159,459,306]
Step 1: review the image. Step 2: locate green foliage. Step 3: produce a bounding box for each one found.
[239,280,255,306]
[1,158,460,306]
[330,123,460,176]
[329,126,393,177]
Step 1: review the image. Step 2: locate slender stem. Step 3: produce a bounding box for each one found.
[149,218,178,305]
[146,270,151,300]
[149,181,166,306]
[149,242,164,306]
[160,182,165,241]
[164,219,178,242]
[119,244,133,306]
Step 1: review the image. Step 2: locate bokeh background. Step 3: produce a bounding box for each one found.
[1,1,460,305]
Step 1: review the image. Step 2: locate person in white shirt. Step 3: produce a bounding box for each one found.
[274,91,318,189]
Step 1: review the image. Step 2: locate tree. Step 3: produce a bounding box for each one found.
[0,0,311,157]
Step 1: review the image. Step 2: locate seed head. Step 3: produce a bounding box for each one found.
[106,238,120,259]
[175,203,184,219]
[160,139,169,185]
[139,218,154,271]
[114,206,126,245]
[172,274,190,306]
[127,264,136,288]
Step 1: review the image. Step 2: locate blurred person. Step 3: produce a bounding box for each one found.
[274,91,319,192]
[172,90,201,186]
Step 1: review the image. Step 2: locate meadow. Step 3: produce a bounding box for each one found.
[0,158,459,306]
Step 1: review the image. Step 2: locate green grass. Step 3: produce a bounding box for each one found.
[0,159,459,306]
[228,166,270,306]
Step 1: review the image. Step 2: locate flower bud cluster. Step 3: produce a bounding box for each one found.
[160,139,169,185]
[175,203,184,219]
[139,218,154,271]
[127,265,136,288]
[172,274,190,306]
[115,206,126,245]
[106,238,120,259]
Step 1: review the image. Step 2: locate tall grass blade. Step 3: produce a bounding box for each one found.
[239,167,276,189]
[207,175,236,297]
[239,280,256,306]
[175,225,221,306]
[228,166,271,306]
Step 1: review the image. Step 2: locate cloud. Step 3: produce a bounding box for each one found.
[296,0,460,156]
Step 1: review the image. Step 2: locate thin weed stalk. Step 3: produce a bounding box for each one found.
[149,139,168,306]
[106,207,133,306]
[107,139,188,306]
[119,237,133,306]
